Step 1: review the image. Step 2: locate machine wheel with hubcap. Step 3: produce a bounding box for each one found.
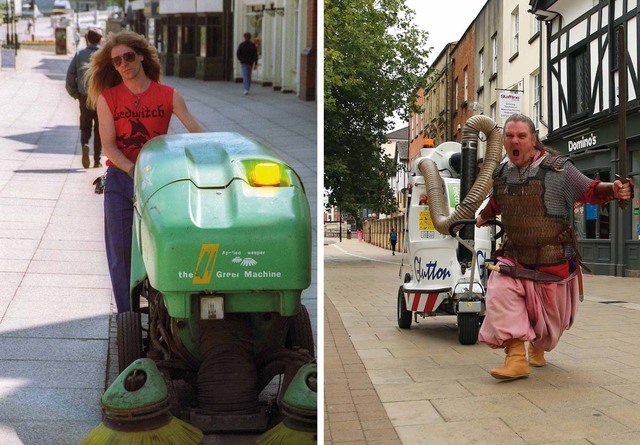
[457,312,480,345]
[117,311,143,373]
[286,304,315,357]
[398,273,412,329]
[397,285,412,329]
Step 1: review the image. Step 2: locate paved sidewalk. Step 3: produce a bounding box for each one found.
[325,238,640,445]
[0,47,316,445]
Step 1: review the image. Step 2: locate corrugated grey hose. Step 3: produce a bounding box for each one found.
[417,115,503,235]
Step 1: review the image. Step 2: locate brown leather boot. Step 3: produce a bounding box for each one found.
[490,339,530,380]
[528,342,546,367]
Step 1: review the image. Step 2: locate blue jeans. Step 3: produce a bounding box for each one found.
[241,64,253,91]
[104,166,134,313]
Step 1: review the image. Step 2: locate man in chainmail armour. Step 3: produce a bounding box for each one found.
[476,113,633,380]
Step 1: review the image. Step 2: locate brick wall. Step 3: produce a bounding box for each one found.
[451,22,476,142]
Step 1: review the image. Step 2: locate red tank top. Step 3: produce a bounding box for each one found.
[102,81,174,165]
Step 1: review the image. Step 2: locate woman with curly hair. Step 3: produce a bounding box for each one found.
[86,30,204,314]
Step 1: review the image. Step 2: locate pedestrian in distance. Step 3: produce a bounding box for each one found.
[476,113,633,380]
[66,27,103,169]
[26,21,32,34]
[85,30,205,314]
[236,32,258,95]
[390,227,397,255]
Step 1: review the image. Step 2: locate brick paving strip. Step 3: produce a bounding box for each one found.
[325,294,402,445]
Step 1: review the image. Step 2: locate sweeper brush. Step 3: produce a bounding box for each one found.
[82,358,203,445]
[257,363,317,444]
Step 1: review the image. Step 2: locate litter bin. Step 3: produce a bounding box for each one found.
[347,229,352,240]
[55,27,67,55]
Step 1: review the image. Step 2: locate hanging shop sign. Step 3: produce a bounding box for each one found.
[499,92,522,118]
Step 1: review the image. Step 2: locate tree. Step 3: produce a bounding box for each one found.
[325,0,430,221]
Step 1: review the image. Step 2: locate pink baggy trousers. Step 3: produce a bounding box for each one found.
[478,270,580,351]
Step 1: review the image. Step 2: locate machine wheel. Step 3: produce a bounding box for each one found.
[457,312,480,345]
[397,286,412,329]
[117,311,143,373]
[286,304,315,357]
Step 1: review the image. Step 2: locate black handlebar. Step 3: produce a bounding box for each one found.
[448,219,504,239]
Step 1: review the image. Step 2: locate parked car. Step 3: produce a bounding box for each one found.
[21,2,42,18]
[51,0,70,15]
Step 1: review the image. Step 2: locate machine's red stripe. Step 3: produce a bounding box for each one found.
[411,293,421,311]
[423,293,439,312]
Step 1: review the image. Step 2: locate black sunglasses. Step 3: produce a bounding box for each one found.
[111,51,137,67]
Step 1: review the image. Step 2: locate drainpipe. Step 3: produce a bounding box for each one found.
[449,56,455,140]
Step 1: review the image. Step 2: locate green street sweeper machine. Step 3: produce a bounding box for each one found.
[117,132,315,433]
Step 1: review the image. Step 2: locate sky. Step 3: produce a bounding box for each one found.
[393,1,488,129]
[407,0,488,64]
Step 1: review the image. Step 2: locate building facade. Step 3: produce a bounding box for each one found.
[503,0,547,138]
[406,0,640,276]
[531,0,640,276]
[408,44,455,164]
[382,127,409,214]
[450,21,476,143]
[124,0,316,101]
[474,0,502,127]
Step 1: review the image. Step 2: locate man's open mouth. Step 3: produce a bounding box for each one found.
[512,149,520,157]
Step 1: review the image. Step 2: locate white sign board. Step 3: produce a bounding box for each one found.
[499,92,522,118]
[1,49,16,69]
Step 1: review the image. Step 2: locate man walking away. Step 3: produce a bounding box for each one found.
[236,32,258,95]
[66,28,103,168]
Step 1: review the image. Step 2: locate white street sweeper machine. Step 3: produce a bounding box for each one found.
[398,116,505,344]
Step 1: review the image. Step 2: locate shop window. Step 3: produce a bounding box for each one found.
[202,15,223,58]
[574,171,610,239]
[182,16,196,54]
[632,151,640,240]
[168,19,178,53]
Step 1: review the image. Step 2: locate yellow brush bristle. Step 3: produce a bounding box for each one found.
[256,421,316,445]
[82,416,204,445]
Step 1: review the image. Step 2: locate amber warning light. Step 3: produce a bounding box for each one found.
[253,162,281,186]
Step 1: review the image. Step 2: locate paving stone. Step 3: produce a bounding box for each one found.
[0,338,107,361]
[432,393,544,422]
[0,420,98,445]
[501,409,631,444]
[534,368,633,387]
[0,359,105,388]
[602,383,640,403]
[0,387,102,421]
[460,375,556,396]
[589,432,640,445]
[406,364,491,381]
[375,381,471,403]
[383,400,444,426]
[597,402,640,429]
[0,316,109,339]
[395,418,527,445]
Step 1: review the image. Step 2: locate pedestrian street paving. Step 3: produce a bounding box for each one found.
[325,238,640,445]
[0,45,316,445]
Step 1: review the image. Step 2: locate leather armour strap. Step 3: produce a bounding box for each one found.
[594,182,615,202]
